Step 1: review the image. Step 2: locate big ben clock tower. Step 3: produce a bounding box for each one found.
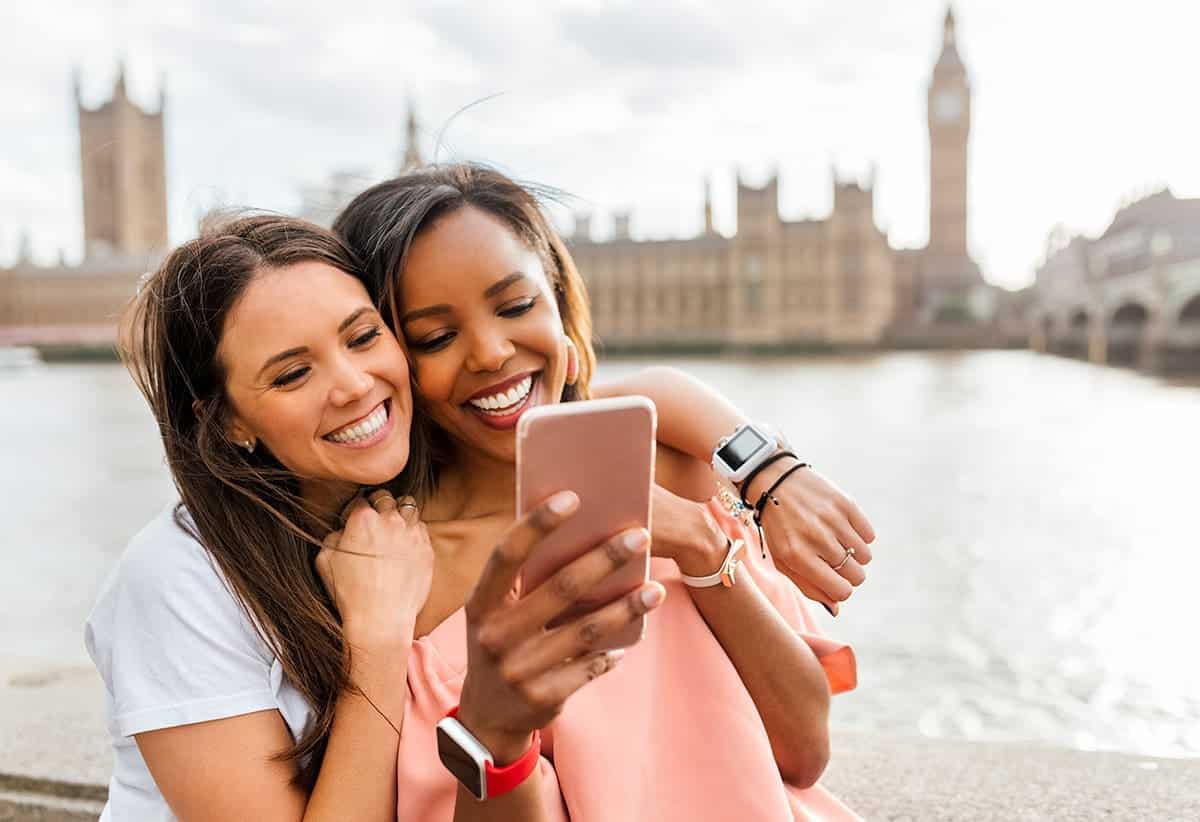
[906,4,985,324]
[928,7,969,258]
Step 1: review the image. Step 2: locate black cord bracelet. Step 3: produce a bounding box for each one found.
[738,450,797,508]
[754,462,810,516]
[750,460,811,558]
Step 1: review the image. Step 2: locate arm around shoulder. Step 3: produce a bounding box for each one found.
[592,365,749,465]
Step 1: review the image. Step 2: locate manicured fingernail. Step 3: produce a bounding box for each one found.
[548,491,578,515]
[607,649,626,663]
[640,584,665,609]
[621,529,649,553]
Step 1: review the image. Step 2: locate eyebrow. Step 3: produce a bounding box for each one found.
[255,306,375,380]
[399,272,528,326]
[337,307,373,333]
[484,272,526,298]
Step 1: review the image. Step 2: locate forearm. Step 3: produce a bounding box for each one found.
[594,366,749,462]
[304,633,413,821]
[686,569,831,787]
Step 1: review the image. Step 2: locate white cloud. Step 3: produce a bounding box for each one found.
[2,0,1197,288]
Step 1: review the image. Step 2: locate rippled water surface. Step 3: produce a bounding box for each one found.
[3,352,1197,757]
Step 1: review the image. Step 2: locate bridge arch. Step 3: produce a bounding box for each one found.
[1179,293,1200,325]
[1060,308,1091,358]
[1161,292,1200,372]
[1107,302,1150,367]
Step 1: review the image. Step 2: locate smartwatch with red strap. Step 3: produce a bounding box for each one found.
[435,707,541,801]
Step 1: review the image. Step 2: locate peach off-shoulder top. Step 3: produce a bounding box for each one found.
[396,499,860,821]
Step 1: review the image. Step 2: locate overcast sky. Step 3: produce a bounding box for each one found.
[2,0,1197,289]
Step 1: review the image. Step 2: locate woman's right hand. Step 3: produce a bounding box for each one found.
[456,490,665,763]
[316,489,434,648]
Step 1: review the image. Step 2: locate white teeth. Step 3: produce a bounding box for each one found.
[468,376,533,414]
[327,403,388,444]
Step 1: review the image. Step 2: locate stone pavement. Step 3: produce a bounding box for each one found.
[2,660,1198,821]
[820,732,1200,821]
[0,658,107,820]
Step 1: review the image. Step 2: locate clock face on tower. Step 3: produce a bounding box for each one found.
[933,89,962,123]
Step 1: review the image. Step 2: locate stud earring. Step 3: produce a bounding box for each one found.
[241,439,255,453]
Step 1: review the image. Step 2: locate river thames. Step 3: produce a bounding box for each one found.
[2,351,1197,758]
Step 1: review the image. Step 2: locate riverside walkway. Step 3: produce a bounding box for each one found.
[1,662,1197,821]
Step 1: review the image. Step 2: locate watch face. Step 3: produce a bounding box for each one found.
[716,427,769,469]
[437,723,485,799]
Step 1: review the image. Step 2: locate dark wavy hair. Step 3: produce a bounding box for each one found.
[332,163,597,486]
[119,213,426,787]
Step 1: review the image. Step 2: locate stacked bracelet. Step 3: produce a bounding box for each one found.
[738,452,811,558]
[737,450,797,506]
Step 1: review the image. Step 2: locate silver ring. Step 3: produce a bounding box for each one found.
[831,546,855,571]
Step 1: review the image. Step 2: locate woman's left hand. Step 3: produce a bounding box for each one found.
[741,459,876,614]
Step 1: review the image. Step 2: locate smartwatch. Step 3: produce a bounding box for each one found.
[711,422,787,483]
[436,707,541,801]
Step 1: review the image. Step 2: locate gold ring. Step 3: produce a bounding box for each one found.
[367,489,398,513]
[831,547,855,571]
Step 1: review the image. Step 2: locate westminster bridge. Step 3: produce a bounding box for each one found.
[1028,190,1200,374]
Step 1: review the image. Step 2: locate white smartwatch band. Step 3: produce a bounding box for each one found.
[680,538,746,588]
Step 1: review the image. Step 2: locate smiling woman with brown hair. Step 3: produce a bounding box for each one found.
[89,214,660,821]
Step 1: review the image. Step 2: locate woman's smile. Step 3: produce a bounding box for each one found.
[462,371,541,430]
[321,397,397,448]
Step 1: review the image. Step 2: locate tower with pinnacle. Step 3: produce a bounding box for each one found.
[928,6,970,259]
[894,3,986,324]
[400,101,423,172]
[76,64,168,260]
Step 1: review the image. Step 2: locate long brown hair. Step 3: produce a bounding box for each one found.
[333,163,598,400]
[120,213,422,787]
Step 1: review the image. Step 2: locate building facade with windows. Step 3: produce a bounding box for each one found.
[572,7,989,351]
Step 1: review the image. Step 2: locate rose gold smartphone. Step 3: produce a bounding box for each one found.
[516,396,656,649]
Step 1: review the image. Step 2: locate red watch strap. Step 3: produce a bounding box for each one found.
[483,734,541,798]
[446,707,541,799]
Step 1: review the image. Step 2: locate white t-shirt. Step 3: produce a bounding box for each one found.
[85,503,313,821]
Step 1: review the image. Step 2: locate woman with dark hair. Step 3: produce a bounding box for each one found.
[332,164,867,820]
[87,214,663,820]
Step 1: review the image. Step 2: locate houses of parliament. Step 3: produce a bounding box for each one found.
[574,7,988,350]
[0,7,990,350]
